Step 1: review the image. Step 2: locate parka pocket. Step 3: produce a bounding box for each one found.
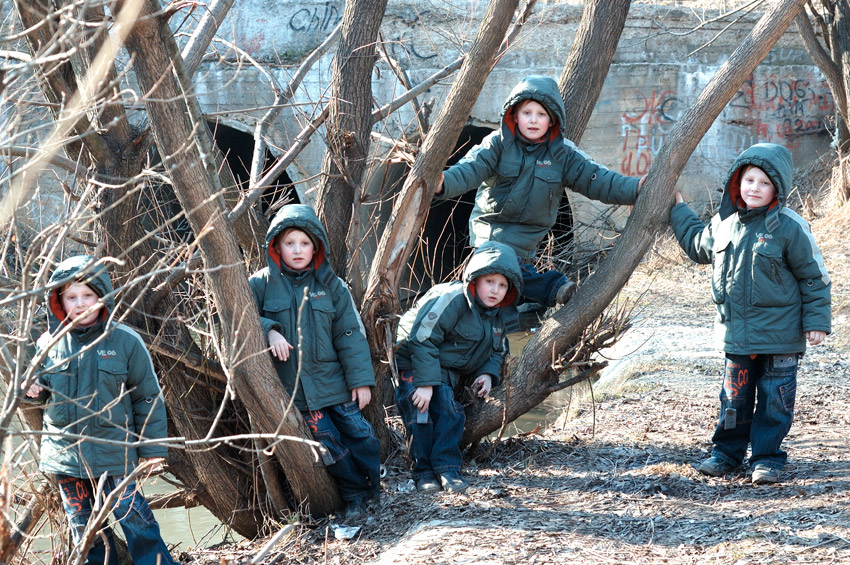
[751,241,795,307]
[486,160,522,217]
[519,166,561,224]
[711,240,730,305]
[41,361,72,427]
[450,316,484,354]
[310,297,338,362]
[96,360,132,431]
[262,299,291,360]
[262,299,290,319]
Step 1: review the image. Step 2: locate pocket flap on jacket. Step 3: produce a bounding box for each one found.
[98,359,129,376]
[310,296,336,314]
[262,299,290,313]
[753,240,782,258]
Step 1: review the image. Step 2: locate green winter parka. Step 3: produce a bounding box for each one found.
[32,255,168,478]
[439,75,640,259]
[249,205,375,412]
[670,143,831,354]
[394,241,522,388]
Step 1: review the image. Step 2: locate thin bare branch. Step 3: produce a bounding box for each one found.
[180,0,235,78]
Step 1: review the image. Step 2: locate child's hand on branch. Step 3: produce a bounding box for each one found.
[434,173,444,195]
[351,386,372,410]
[268,329,294,361]
[472,374,492,398]
[806,330,826,346]
[23,382,43,398]
[674,191,684,204]
[412,386,433,413]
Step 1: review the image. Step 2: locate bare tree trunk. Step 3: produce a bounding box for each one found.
[463,0,809,445]
[836,1,850,151]
[558,0,632,144]
[316,0,388,275]
[796,6,850,152]
[14,0,278,537]
[360,0,520,453]
[122,0,341,523]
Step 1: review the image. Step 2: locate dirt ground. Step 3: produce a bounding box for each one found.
[189,188,850,564]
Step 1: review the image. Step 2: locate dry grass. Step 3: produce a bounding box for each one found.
[181,158,850,565]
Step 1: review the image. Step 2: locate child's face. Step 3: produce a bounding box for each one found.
[740,165,776,208]
[514,100,551,142]
[60,283,101,326]
[275,228,315,270]
[474,273,509,308]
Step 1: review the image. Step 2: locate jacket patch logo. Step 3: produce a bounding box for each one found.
[756,232,774,240]
[494,327,504,336]
[309,290,327,299]
[536,159,552,167]
[427,313,437,320]
[98,350,117,358]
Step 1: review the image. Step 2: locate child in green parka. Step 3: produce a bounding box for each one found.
[249,204,381,520]
[394,241,522,493]
[670,143,831,485]
[435,75,644,308]
[25,255,175,565]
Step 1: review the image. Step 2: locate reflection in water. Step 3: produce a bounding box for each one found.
[144,476,238,551]
[24,474,234,560]
[499,331,578,435]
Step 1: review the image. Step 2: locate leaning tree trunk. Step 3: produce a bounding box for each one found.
[315,0,389,276]
[13,0,280,537]
[123,0,341,526]
[463,0,809,446]
[360,0,520,451]
[557,0,632,144]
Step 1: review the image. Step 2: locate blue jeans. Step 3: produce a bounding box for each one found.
[56,475,175,565]
[395,370,465,479]
[519,260,568,307]
[302,402,381,503]
[710,353,798,470]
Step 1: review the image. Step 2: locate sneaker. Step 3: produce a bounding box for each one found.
[415,477,441,492]
[696,456,737,477]
[555,281,577,305]
[343,498,367,520]
[439,472,468,493]
[751,465,780,485]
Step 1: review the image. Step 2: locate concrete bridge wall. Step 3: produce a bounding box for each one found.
[201,1,834,229]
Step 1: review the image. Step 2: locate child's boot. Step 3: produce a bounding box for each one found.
[696,456,737,476]
[555,281,577,304]
[439,472,468,493]
[751,464,780,485]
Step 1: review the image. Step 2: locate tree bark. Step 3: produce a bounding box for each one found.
[12,0,271,537]
[836,0,850,150]
[463,0,809,445]
[122,0,341,525]
[796,6,850,152]
[315,0,389,276]
[557,0,632,145]
[360,0,520,453]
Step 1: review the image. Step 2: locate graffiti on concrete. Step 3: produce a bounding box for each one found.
[387,29,438,61]
[727,74,834,149]
[617,71,835,175]
[288,3,343,34]
[619,89,681,176]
